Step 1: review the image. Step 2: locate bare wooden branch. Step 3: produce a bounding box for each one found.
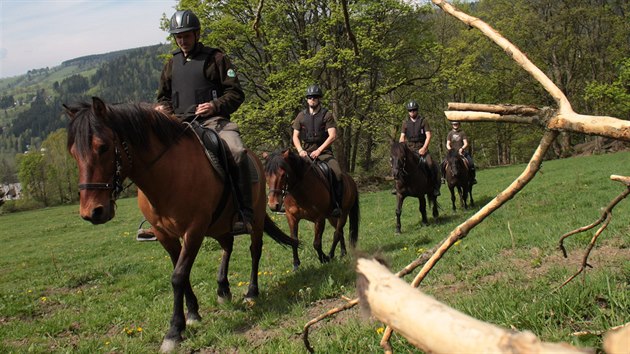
[603,323,630,354]
[557,184,630,289]
[448,102,541,116]
[357,258,594,354]
[252,0,264,37]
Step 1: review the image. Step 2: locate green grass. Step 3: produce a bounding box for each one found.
[1,151,629,353]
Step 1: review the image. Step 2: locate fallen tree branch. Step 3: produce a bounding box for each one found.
[557,176,630,289]
[603,323,630,354]
[357,258,594,354]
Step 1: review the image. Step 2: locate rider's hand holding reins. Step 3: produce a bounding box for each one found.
[195,101,216,117]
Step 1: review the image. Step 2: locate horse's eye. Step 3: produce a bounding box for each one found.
[97,144,109,155]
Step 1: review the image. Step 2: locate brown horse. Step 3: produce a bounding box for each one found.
[65,97,298,353]
[265,149,359,270]
[444,149,474,211]
[390,141,439,234]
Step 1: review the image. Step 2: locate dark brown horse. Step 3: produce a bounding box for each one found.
[65,97,298,352]
[444,149,474,211]
[265,150,359,270]
[390,141,439,234]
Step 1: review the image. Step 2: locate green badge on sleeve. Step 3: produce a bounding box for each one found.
[227,69,236,77]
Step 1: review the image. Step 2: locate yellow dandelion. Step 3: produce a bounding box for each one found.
[27,289,32,293]
[454,240,462,246]
[376,327,384,334]
[105,341,110,346]
[40,296,47,302]
[137,327,143,332]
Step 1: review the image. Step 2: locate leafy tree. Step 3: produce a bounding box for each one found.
[41,129,78,204]
[17,149,48,205]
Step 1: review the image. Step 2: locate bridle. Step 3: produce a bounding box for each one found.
[267,169,290,205]
[391,154,407,180]
[78,139,132,201]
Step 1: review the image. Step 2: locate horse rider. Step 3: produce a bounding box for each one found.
[137,9,251,240]
[291,84,343,217]
[399,100,441,197]
[442,120,477,184]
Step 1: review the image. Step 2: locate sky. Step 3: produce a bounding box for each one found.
[0,0,178,79]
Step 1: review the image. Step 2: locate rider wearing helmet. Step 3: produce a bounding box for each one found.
[138,10,251,239]
[292,84,343,217]
[443,120,477,184]
[399,100,441,197]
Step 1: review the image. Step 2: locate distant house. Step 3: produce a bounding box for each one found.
[1,183,21,201]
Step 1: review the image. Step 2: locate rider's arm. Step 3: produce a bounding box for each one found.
[316,127,337,154]
[292,129,307,157]
[460,138,469,153]
[420,131,431,155]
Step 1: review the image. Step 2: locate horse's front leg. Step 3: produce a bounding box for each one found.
[216,236,234,304]
[313,219,330,263]
[468,184,475,207]
[449,185,456,211]
[418,196,429,225]
[457,186,466,209]
[395,194,404,234]
[287,216,301,271]
[160,233,204,353]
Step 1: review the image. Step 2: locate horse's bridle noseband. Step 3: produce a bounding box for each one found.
[267,172,289,205]
[78,139,132,201]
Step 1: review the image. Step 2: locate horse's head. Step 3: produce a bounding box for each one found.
[65,97,125,224]
[446,149,464,178]
[390,142,408,179]
[264,149,292,212]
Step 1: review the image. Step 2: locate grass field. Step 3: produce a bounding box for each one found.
[1,151,629,353]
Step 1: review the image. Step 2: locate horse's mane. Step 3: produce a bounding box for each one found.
[391,141,410,157]
[67,100,189,157]
[264,149,309,179]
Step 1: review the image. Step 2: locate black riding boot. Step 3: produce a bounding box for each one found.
[331,178,343,217]
[232,159,253,235]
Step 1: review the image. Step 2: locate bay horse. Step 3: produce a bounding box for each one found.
[444,149,474,211]
[265,149,359,270]
[65,97,298,353]
[390,141,439,234]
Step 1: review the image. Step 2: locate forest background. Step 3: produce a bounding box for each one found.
[0,0,628,211]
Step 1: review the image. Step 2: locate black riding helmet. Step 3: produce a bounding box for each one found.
[169,10,201,34]
[305,84,323,97]
[405,100,419,111]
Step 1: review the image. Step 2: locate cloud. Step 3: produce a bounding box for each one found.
[0,0,177,78]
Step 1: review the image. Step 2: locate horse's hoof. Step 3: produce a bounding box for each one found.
[243,297,256,307]
[395,229,401,235]
[186,313,201,326]
[160,338,180,353]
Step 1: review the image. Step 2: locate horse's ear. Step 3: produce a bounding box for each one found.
[282,149,290,158]
[91,97,107,117]
[62,104,77,119]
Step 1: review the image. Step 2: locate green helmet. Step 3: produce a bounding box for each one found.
[405,100,419,111]
[305,84,323,97]
[169,10,201,34]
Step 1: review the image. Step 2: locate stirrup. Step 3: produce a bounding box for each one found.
[136,228,157,241]
[231,212,253,235]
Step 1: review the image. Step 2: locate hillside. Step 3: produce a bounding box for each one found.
[0,44,170,182]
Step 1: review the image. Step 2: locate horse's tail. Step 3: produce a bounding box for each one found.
[349,190,360,248]
[263,214,300,249]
